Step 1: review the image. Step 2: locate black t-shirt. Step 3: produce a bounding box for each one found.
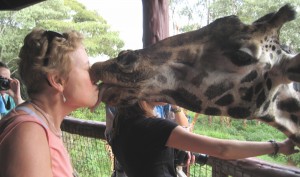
[111,116,178,177]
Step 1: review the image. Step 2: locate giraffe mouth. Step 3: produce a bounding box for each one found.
[90,83,110,111]
[97,83,117,103]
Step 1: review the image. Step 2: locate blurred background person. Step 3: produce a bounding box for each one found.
[0,61,24,118]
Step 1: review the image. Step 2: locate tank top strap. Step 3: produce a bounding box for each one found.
[16,106,49,129]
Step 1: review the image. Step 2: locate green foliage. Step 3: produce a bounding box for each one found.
[67,105,112,176]
[0,0,124,100]
[70,103,106,122]
[0,0,124,74]
[170,0,300,51]
[65,133,112,177]
[190,114,300,167]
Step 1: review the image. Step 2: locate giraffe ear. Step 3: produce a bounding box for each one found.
[285,53,300,82]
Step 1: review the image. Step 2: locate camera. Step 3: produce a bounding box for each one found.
[0,76,10,91]
[175,150,209,166]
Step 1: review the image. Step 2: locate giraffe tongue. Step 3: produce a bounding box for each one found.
[90,83,109,112]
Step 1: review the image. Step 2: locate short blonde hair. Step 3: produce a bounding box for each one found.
[18,28,83,97]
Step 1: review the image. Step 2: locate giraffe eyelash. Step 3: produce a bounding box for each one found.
[239,47,254,57]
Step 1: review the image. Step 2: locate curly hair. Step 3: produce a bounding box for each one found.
[18,28,83,97]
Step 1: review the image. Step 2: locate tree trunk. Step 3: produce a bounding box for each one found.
[141,0,169,48]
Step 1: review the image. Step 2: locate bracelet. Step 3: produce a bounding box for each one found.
[171,107,181,113]
[268,140,279,156]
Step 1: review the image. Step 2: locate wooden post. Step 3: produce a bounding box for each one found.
[141,0,169,48]
[141,0,191,175]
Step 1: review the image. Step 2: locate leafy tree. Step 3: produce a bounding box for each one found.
[210,0,300,51]
[0,0,124,73]
[170,0,300,52]
[209,0,242,21]
[169,0,207,33]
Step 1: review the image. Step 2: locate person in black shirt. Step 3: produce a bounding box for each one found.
[106,102,191,177]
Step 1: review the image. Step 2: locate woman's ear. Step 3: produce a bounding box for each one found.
[46,74,64,92]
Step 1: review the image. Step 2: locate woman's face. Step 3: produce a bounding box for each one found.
[63,45,99,109]
[0,67,11,79]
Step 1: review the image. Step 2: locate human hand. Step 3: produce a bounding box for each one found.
[278,139,299,155]
[7,78,20,96]
[171,104,179,109]
[6,78,23,104]
[176,150,195,167]
[185,151,195,166]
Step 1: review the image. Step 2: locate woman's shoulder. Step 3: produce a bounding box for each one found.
[0,109,46,141]
[1,109,38,124]
[0,111,54,177]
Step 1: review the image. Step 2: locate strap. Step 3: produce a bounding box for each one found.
[5,96,11,110]
[16,106,49,128]
[1,95,9,111]
[268,140,279,156]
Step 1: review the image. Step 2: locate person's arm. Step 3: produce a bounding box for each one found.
[170,105,195,164]
[170,105,189,127]
[166,126,298,160]
[0,122,53,177]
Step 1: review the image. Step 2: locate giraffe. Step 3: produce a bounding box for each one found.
[90,4,300,146]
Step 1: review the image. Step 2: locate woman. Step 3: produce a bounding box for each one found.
[110,101,298,177]
[106,102,191,177]
[0,29,99,177]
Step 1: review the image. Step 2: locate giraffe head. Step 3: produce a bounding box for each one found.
[91,4,300,145]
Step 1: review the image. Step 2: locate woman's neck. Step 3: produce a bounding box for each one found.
[29,94,69,128]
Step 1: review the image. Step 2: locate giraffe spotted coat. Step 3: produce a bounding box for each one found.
[91,4,300,146]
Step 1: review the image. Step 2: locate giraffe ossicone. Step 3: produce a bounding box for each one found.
[91,4,300,146]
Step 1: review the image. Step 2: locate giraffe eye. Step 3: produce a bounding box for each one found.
[224,50,257,66]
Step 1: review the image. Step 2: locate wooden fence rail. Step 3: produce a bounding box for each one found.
[62,116,300,177]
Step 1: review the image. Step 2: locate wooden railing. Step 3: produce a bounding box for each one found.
[62,117,300,177]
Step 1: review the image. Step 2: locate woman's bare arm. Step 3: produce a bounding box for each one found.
[166,126,298,160]
[0,122,53,177]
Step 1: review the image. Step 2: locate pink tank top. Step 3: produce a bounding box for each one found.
[0,107,74,177]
